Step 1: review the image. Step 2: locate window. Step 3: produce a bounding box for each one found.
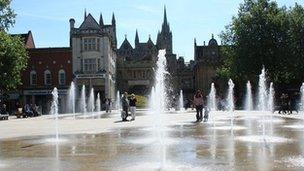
[30,70,37,85]
[58,69,66,85]
[84,58,96,73]
[83,37,98,51]
[44,70,52,85]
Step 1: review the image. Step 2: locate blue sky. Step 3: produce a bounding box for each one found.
[10,0,301,61]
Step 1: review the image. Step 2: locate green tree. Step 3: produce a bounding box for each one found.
[0,31,28,91]
[218,0,304,87]
[0,0,15,31]
[0,0,28,93]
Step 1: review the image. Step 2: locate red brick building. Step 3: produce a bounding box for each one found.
[21,48,72,114]
[5,31,73,114]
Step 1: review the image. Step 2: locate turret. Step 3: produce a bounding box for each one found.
[135,30,139,47]
[99,13,104,26]
[112,13,116,26]
[69,18,75,29]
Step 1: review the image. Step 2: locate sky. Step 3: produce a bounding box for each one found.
[10,0,301,61]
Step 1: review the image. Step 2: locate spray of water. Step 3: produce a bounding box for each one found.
[244,81,253,111]
[116,91,121,110]
[96,93,101,112]
[257,67,268,111]
[88,88,95,113]
[51,87,59,142]
[227,79,235,112]
[80,85,87,113]
[208,83,217,111]
[227,79,235,129]
[268,82,274,113]
[149,49,168,169]
[67,81,76,114]
[179,90,185,111]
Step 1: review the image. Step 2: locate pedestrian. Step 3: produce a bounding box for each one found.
[129,94,137,121]
[121,92,129,121]
[193,90,204,122]
[0,104,8,115]
[0,104,9,120]
[23,103,33,117]
[105,98,112,113]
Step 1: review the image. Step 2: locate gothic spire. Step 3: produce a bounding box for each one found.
[99,12,104,26]
[162,6,170,33]
[135,29,139,46]
[112,12,116,25]
[163,5,168,25]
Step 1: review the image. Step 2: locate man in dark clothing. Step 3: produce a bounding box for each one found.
[0,104,9,120]
[121,92,129,121]
[129,94,137,121]
[23,104,33,117]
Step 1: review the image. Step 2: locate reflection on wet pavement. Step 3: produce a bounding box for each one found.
[1,111,304,170]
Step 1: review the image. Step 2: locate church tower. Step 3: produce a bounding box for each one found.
[157,6,173,54]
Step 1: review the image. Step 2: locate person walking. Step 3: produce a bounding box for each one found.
[193,90,204,122]
[105,98,112,113]
[129,94,137,121]
[121,92,129,121]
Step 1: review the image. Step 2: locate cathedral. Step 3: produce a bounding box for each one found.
[116,7,224,101]
[117,7,178,95]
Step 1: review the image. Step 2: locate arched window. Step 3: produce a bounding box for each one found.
[44,70,52,85]
[58,69,66,85]
[30,70,37,85]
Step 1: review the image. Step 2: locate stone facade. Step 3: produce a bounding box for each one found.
[194,35,223,96]
[70,12,117,100]
[117,7,179,95]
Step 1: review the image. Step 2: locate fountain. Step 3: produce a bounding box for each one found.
[207,83,217,111]
[88,88,95,113]
[150,87,156,111]
[227,79,235,129]
[268,82,274,112]
[244,81,253,111]
[96,93,101,112]
[116,91,121,110]
[179,90,184,111]
[80,85,87,113]
[301,83,304,111]
[150,50,168,112]
[67,81,76,115]
[257,67,268,111]
[149,49,168,169]
[50,87,59,142]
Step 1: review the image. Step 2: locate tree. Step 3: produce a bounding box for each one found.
[218,0,304,88]
[0,0,16,31]
[0,31,28,91]
[0,0,28,93]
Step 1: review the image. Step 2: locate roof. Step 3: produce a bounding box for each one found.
[10,31,35,48]
[119,38,133,50]
[79,13,100,30]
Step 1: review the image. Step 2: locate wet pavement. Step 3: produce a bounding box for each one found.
[1,110,304,170]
